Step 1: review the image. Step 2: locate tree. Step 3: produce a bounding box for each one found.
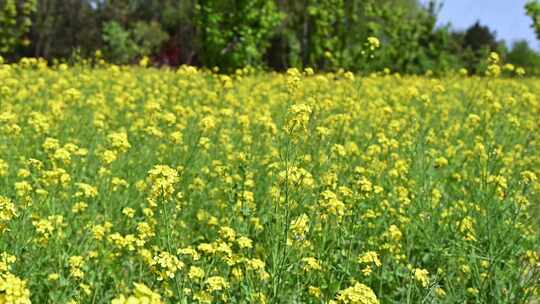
[455,21,500,73]
[267,0,433,72]
[31,0,102,59]
[0,0,37,56]
[507,40,540,72]
[195,0,283,70]
[6,0,535,74]
[525,0,540,41]
[463,21,497,52]
[101,20,168,64]
[363,0,454,73]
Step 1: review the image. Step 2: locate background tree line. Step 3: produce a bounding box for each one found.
[1,0,540,74]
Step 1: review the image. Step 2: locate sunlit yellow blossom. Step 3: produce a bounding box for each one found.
[188,266,205,281]
[367,37,380,50]
[286,104,312,133]
[335,282,379,304]
[108,132,131,153]
[152,251,184,280]
[205,276,229,292]
[358,251,381,267]
[301,257,322,271]
[0,273,31,304]
[47,273,60,282]
[112,283,162,304]
[0,196,17,233]
[236,236,253,249]
[308,286,322,299]
[289,214,310,245]
[147,165,179,199]
[413,268,429,288]
[122,207,135,218]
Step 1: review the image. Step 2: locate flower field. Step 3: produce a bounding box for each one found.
[1,60,540,303]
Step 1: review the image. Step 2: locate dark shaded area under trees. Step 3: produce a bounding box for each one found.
[1,0,540,75]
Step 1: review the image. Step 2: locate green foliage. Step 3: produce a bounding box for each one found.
[131,21,169,57]
[102,21,139,64]
[273,0,409,71]
[463,21,498,52]
[441,21,508,75]
[195,0,283,70]
[299,0,348,69]
[526,0,540,40]
[362,0,455,74]
[0,0,37,55]
[102,20,168,64]
[507,40,540,74]
[2,0,540,74]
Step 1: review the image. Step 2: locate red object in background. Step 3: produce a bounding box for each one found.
[158,45,181,66]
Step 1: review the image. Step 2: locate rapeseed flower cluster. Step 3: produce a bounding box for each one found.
[111,283,162,304]
[0,254,31,304]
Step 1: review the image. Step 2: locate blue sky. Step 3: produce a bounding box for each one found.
[421,0,540,50]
